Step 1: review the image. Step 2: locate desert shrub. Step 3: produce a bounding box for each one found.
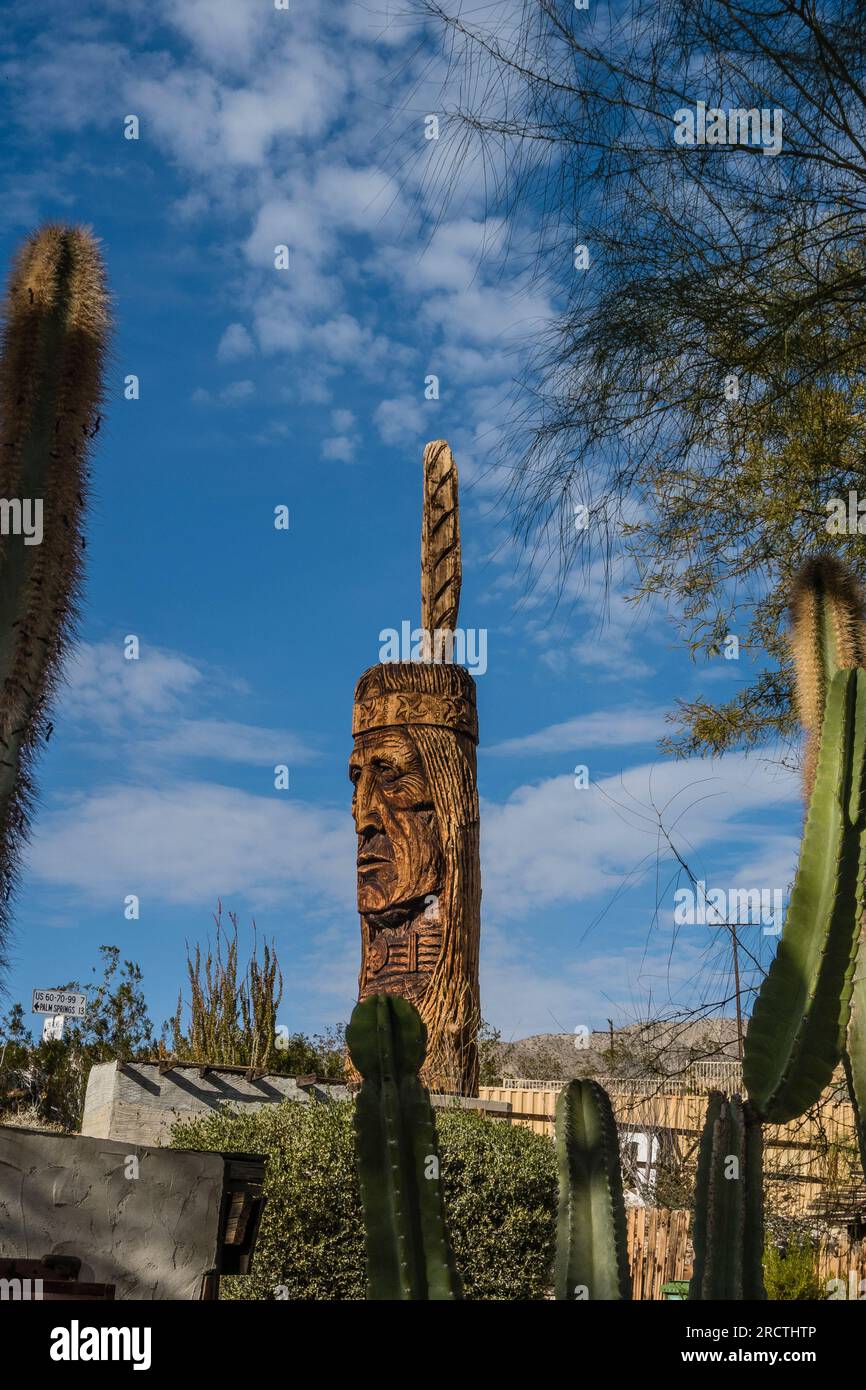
[169,1099,556,1300]
[764,1237,826,1300]
[439,1106,557,1298]
[165,904,281,1071]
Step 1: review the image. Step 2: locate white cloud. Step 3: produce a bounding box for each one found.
[243,196,334,268]
[124,70,224,174]
[331,408,356,433]
[487,707,672,756]
[313,164,405,234]
[220,64,344,162]
[479,923,715,1037]
[192,379,256,406]
[167,0,264,70]
[343,1,424,48]
[308,316,399,370]
[62,642,202,729]
[58,642,318,770]
[322,436,356,463]
[509,552,665,681]
[13,40,129,132]
[480,752,800,921]
[383,217,506,293]
[421,281,555,348]
[321,408,359,462]
[252,287,308,354]
[139,718,318,767]
[435,343,513,384]
[26,781,354,911]
[126,44,346,176]
[374,395,430,446]
[217,323,255,362]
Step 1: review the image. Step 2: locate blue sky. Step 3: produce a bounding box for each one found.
[0,0,802,1045]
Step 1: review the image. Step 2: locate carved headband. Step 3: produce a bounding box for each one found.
[352,690,478,743]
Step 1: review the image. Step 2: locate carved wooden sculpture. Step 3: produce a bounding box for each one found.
[350,441,481,1094]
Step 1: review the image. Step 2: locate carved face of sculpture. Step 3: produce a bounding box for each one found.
[349,727,442,919]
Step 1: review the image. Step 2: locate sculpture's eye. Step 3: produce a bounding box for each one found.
[375,759,400,784]
[349,765,361,785]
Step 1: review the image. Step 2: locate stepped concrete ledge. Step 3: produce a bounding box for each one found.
[82,1060,510,1147]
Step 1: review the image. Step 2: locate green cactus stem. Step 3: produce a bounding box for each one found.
[743,666,866,1122]
[554,1079,631,1300]
[345,993,461,1300]
[0,225,109,967]
[689,1092,766,1301]
[844,937,866,1177]
[775,556,866,1158]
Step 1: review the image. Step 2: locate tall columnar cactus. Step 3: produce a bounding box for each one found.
[554,1079,631,1300]
[790,557,866,1173]
[795,568,866,1173]
[743,554,866,1124]
[346,992,462,1300]
[743,664,866,1121]
[689,1092,766,1301]
[0,225,109,967]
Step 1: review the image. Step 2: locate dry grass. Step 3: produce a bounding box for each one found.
[0,1104,68,1132]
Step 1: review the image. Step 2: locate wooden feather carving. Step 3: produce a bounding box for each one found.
[421,439,461,635]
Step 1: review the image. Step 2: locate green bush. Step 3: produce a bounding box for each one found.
[763,1237,826,1300]
[169,1099,556,1300]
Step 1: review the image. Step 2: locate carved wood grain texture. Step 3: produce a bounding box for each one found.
[421,439,461,636]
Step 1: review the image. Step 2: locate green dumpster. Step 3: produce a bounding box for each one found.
[661,1281,689,1300]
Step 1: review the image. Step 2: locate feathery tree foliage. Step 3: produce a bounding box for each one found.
[412,0,866,756]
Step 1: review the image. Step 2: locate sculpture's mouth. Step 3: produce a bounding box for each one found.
[357,831,392,869]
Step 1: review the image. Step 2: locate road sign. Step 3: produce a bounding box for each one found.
[42,1014,64,1041]
[31,989,86,1018]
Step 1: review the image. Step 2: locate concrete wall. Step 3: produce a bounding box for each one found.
[83,1062,511,1148]
[82,1061,349,1147]
[0,1127,233,1299]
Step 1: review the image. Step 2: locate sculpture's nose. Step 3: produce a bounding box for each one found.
[353,765,383,834]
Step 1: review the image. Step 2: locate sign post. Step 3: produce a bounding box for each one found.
[41,1014,65,1041]
[31,989,86,1019]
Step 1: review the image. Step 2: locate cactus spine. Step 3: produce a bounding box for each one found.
[0,225,109,967]
[554,1079,631,1300]
[689,1092,766,1300]
[346,993,461,1300]
[789,556,866,801]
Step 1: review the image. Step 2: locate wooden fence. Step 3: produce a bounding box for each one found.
[480,1083,862,1219]
[503,1061,745,1095]
[627,1207,692,1299]
[625,1207,866,1299]
[816,1238,866,1297]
